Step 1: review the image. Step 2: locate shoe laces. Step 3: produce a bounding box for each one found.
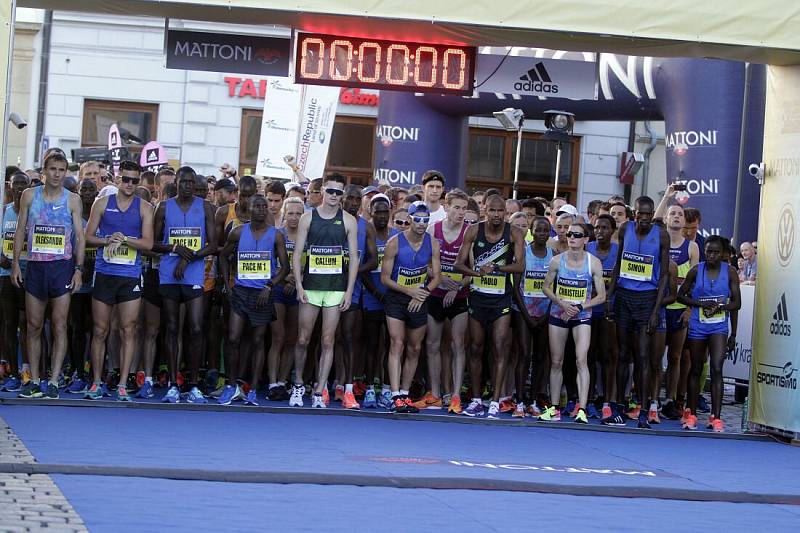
[467,399,482,410]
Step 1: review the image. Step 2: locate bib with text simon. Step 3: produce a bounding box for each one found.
[308,245,342,275]
[31,224,66,256]
[620,251,654,282]
[556,277,588,304]
[523,270,546,298]
[699,296,727,324]
[238,251,272,280]
[168,227,202,252]
[397,266,427,288]
[473,272,506,295]
[103,243,137,265]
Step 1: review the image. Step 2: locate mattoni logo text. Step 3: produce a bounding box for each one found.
[770,293,792,336]
[666,130,718,149]
[514,62,559,94]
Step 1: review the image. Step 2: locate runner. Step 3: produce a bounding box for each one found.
[12,151,85,399]
[218,194,289,405]
[290,174,359,408]
[152,166,217,403]
[83,160,154,401]
[677,236,740,432]
[539,222,606,423]
[424,189,471,413]
[548,213,573,254]
[265,180,286,222]
[647,258,678,423]
[422,171,446,224]
[455,194,526,419]
[381,201,441,413]
[605,196,670,429]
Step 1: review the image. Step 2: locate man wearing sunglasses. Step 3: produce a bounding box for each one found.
[83,160,154,401]
[291,174,359,408]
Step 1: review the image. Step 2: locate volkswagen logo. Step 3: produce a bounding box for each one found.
[778,204,795,267]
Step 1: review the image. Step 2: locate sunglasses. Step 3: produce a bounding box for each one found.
[121,176,141,185]
[324,188,344,196]
[411,216,430,224]
[309,189,322,194]
[394,219,411,227]
[566,231,585,239]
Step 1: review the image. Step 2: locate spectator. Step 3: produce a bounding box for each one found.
[586,199,603,225]
[505,198,521,220]
[739,241,757,283]
[682,207,705,261]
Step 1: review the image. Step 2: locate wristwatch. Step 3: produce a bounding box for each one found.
[75,265,85,273]
[575,304,584,312]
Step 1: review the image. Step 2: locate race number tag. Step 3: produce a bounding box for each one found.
[103,243,137,265]
[168,227,202,252]
[371,245,386,274]
[2,230,15,259]
[620,251,654,282]
[308,245,342,275]
[31,224,65,256]
[238,251,271,280]
[473,273,506,295]
[397,266,427,288]
[441,263,463,284]
[602,268,613,288]
[523,270,546,298]
[556,277,588,304]
[699,296,727,324]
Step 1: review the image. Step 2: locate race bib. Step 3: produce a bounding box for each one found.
[620,251,654,282]
[308,245,342,275]
[343,248,362,269]
[699,296,727,324]
[238,250,271,280]
[31,224,66,256]
[85,247,97,261]
[371,245,386,274]
[523,270,546,298]
[602,268,613,288]
[2,230,14,259]
[103,243,137,265]
[441,263,463,283]
[473,273,506,295]
[556,277,588,304]
[168,227,202,252]
[397,266,427,288]
[281,241,295,270]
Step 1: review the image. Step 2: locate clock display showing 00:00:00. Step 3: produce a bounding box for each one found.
[295,33,476,95]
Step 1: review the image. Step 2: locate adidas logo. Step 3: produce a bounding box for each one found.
[133,285,141,292]
[770,293,792,336]
[147,150,158,162]
[514,62,559,94]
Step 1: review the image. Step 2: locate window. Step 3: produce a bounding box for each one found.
[82,99,158,148]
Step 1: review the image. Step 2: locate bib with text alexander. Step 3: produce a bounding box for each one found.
[371,245,386,274]
[699,296,727,324]
[168,227,202,252]
[308,245,342,275]
[620,251,654,281]
[441,263,463,283]
[556,277,588,304]
[397,266,427,288]
[523,270,546,298]
[473,273,506,295]
[103,243,137,265]
[238,250,272,280]
[31,224,66,256]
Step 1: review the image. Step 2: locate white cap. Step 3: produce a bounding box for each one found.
[556,203,579,216]
[96,184,118,199]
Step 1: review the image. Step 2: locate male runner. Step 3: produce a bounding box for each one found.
[266,180,286,222]
[12,151,85,399]
[84,160,154,401]
[305,178,324,209]
[455,194,526,418]
[290,174,359,408]
[422,171,446,224]
[152,166,217,403]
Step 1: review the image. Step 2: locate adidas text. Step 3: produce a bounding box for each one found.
[514,80,559,93]
[770,293,792,336]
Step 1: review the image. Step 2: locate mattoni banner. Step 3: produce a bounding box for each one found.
[475,55,598,99]
[749,65,800,437]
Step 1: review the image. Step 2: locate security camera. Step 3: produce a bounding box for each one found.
[748,162,765,184]
[8,112,27,129]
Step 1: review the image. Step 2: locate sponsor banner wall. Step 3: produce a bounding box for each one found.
[724,284,753,381]
[750,65,800,436]
[475,55,597,100]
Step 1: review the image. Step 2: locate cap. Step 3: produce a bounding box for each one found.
[363,185,379,195]
[97,184,119,199]
[213,178,237,192]
[408,200,430,216]
[556,203,579,216]
[369,193,390,206]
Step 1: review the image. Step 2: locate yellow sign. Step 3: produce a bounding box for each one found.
[238,250,272,280]
[168,227,202,252]
[620,250,654,281]
[31,224,66,256]
[308,245,342,275]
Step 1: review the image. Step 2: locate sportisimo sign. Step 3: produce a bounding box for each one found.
[166,30,290,76]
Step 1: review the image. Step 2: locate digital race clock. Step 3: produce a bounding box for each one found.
[294,33,476,95]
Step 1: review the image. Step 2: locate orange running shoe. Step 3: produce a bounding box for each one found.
[648,406,661,424]
[601,404,613,419]
[512,402,527,418]
[343,390,360,410]
[499,398,516,413]
[353,381,367,398]
[712,418,724,433]
[570,403,581,418]
[706,415,716,430]
[322,387,330,406]
[681,407,691,425]
[334,386,344,402]
[176,372,184,388]
[683,413,698,430]
[448,394,463,414]
[136,371,145,388]
[626,404,641,420]
[413,392,442,409]
[527,402,543,417]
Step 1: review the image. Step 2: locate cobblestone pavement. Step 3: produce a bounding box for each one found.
[0,418,88,532]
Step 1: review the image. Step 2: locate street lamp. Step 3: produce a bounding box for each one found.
[493,108,524,200]
[543,110,575,200]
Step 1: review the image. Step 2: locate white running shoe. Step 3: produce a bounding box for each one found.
[289,384,305,407]
[312,394,326,408]
[487,401,500,419]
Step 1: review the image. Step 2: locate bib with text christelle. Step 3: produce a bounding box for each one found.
[238,250,271,280]
[556,277,588,304]
[620,251,654,281]
[699,296,727,324]
[103,243,137,265]
[474,273,506,295]
[397,266,427,288]
[523,270,546,298]
[168,227,202,252]
[308,245,342,275]
[31,224,65,256]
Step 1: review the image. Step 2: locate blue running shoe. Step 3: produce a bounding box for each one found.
[116,387,132,402]
[697,395,711,413]
[66,378,87,394]
[561,400,576,416]
[217,385,239,406]
[377,389,393,409]
[162,385,181,404]
[135,381,154,399]
[587,403,600,419]
[362,388,378,408]
[186,387,208,404]
[1,376,20,392]
[243,389,259,406]
[463,398,486,417]
[84,383,104,400]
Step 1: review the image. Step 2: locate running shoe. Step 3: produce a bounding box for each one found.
[601,411,627,427]
[66,378,87,394]
[569,402,581,418]
[712,418,724,433]
[85,383,105,400]
[0,359,9,377]
[136,381,154,399]
[217,385,239,406]
[162,385,181,404]
[362,389,377,409]
[56,374,67,389]
[637,412,652,430]
[187,387,208,404]
[322,387,330,407]
[487,401,500,419]
[587,403,600,419]
[334,386,344,403]
[697,395,711,413]
[680,407,692,425]
[575,408,588,424]
[42,382,59,399]
[499,397,515,413]
[209,385,225,399]
[626,404,641,420]
[682,413,698,430]
[448,394,463,414]
[1,376,20,392]
[267,385,281,402]
[539,406,561,422]
[462,398,485,417]
[561,400,576,417]
[289,384,305,407]
[648,404,661,424]
[176,371,185,389]
[391,396,407,413]
[18,381,42,399]
[20,368,31,384]
[343,390,360,410]
[412,392,441,410]
[706,415,715,429]
[378,390,393,410]
[442,394,451,408]
[601,404,613,420]
[136,371,146,388]
[527,402,543,418]
[403,397,420,414]
[312,393,326,408]
[660,399,681,420]
[243,390,259,406]
[353,380,367,398]
[204,369,219,393]
[116,386,132,402]
[512,402,526,418]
